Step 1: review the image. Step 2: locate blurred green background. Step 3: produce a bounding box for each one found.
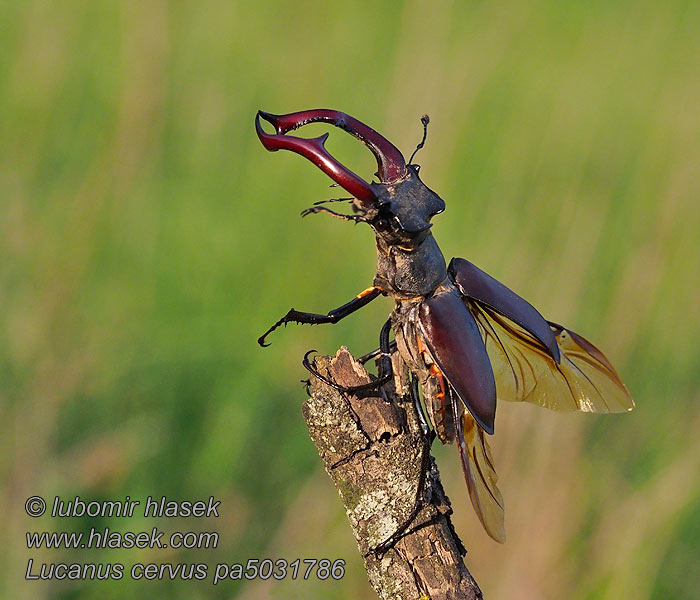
[2,1,699,598]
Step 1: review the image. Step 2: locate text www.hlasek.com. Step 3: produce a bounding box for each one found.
[27,527,218,550]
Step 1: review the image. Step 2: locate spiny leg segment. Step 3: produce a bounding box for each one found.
[258,286,383,347]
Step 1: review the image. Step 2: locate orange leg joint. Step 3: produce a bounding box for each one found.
[356,285,383,299]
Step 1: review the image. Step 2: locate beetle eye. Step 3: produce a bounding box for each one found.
[393,215,402,228]
[413,164,421,173]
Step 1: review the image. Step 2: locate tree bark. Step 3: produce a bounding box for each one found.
[302,347,483,600]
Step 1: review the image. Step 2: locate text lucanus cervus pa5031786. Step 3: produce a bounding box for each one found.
[255,108,634,544]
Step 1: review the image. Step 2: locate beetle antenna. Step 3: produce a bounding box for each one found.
[408,114,430,166]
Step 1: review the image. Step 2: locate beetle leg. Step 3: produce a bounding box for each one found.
[376,317,394,384]
[302,319,394,394]
[372,373,432,556]
[300,206,369,223]
[357,340,397,365]
[312,196,353,206]
[303,349,388,393]
[411,373,434,442]
[258,286,383,347]
[301,378,312,396]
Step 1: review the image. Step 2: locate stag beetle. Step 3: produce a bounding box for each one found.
[255,109,634,543]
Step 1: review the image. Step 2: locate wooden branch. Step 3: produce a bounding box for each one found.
[303,347,483,600]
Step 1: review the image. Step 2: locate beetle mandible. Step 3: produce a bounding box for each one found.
[255,109,634,542]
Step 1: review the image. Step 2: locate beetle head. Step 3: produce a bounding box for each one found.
[370,165,445,245]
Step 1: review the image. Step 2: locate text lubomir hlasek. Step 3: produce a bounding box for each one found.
[50,495,220,518]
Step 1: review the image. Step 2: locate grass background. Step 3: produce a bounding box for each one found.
[2,1,699,598]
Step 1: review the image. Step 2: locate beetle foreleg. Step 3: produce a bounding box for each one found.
[300,205,368,223]
[312,196,354,206]
[257,286,383,347]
